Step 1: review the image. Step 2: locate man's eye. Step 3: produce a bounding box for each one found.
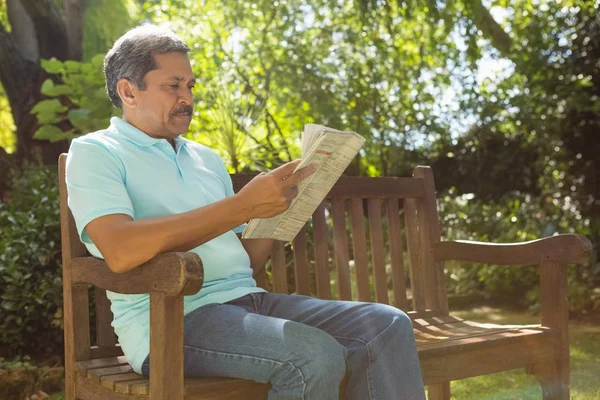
[170,84,179,89]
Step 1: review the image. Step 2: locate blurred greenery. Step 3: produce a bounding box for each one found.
[0,0,598,360]
[0,162,63,357]
[0,83,15,153]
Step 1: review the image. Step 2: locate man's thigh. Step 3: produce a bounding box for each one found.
[254,292,411,345]
[142,294,345,381]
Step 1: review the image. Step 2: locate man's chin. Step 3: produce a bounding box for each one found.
[169,119,192,135]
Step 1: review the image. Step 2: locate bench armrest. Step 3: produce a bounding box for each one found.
[70,252,203,296]
[433,233,592,265]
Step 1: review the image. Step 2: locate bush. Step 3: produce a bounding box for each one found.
[0,356,64,400]
[439,188,600,315]
[0,162,63,357]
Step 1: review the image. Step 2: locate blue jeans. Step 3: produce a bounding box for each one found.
[141,292,426,400]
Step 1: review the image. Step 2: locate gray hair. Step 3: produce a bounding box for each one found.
[104,24,190,108]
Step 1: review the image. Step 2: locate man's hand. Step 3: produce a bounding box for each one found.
[237,159,316,219]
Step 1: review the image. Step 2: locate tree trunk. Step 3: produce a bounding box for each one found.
[64,0,85,60]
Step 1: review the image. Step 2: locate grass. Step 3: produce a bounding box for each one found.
[441,306,600,400]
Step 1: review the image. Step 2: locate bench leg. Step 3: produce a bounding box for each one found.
[527,362,569,400]
[428,382,450,400]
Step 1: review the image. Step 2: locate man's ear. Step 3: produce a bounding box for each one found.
[116,79,137,108]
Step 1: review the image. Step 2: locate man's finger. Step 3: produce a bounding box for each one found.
[270,159,303,179]
[282,164,317,188]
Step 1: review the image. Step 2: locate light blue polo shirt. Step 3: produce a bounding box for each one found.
[66,117,266,374]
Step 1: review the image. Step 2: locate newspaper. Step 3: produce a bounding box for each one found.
[241,124,365,241]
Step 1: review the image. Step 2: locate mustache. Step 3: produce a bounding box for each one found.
[172,105,193,115]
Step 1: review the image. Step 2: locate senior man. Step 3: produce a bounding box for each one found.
[66,24,426,400]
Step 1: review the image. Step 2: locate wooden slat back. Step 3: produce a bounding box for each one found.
[232,169,445,317]
[367,199,389,304]
[312,203,331,299]
[270,241,288,294]
[387,199,409,310]
[350,199,370,302]
[404,198,426,312]
[332,197,352,300]
[293,227,311,295]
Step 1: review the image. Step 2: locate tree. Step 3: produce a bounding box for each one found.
[0,0,85,166]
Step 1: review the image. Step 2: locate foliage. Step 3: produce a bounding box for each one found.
[0,162,63,357]
[82,0,139,62]
[0,83,15,153]
[0,355,64,400]
[6,0,598,341]
[440,189,600,314]
[31,55,118,142]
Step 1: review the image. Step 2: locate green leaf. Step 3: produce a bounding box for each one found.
[64,60,82,73]
[33,125,64,141]
[41,58,64,74]
[90,53,105,68]
[30,99,67,115]
[40,79,73,97]
[30,99,67,124]
[33,125,76,142]
[68,108,91,130]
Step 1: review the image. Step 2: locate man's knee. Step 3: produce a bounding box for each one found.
[367,303,414,338]
[271,325,347,394]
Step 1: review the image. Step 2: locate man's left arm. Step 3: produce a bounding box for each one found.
[238,234,274,275]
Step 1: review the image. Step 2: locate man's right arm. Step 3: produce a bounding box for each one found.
[84,160,314,273]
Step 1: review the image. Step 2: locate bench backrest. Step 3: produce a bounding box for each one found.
[231,170,448,316]
[59,154,448,361]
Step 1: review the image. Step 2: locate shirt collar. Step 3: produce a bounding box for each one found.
[109,117,187,150]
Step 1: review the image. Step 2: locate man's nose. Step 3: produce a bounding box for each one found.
[179,86,193,106]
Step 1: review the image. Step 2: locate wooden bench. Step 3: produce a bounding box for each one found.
[58,154,592,400]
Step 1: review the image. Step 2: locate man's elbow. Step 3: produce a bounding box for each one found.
[102,247,137,274]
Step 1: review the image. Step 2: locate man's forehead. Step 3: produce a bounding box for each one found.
[149,53,194,80]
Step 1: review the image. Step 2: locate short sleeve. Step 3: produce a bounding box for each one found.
[66,139,134,245]
[212,152,247,234]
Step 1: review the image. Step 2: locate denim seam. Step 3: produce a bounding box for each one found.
[183,344,307,399]
[331,335,373,400]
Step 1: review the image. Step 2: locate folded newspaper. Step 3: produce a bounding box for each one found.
[241,124,366,241]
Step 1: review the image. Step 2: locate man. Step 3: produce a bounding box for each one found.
[66,24,426,400]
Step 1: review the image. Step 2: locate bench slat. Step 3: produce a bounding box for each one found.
[332,197,351,300]
[114,378,150,395]
[404,198,425,312]
[271,241,288,294]
[101,372,144,391]
[386,199,408,310]
[368,199,389,304]
[312,203,331,300]
[75,356,128,377]
[293,227,311,295]
[418,328,550,358]
[350,199,370,302]
[87,365,133,384]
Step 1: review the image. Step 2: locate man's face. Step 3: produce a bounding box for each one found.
[132,52,196,140]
